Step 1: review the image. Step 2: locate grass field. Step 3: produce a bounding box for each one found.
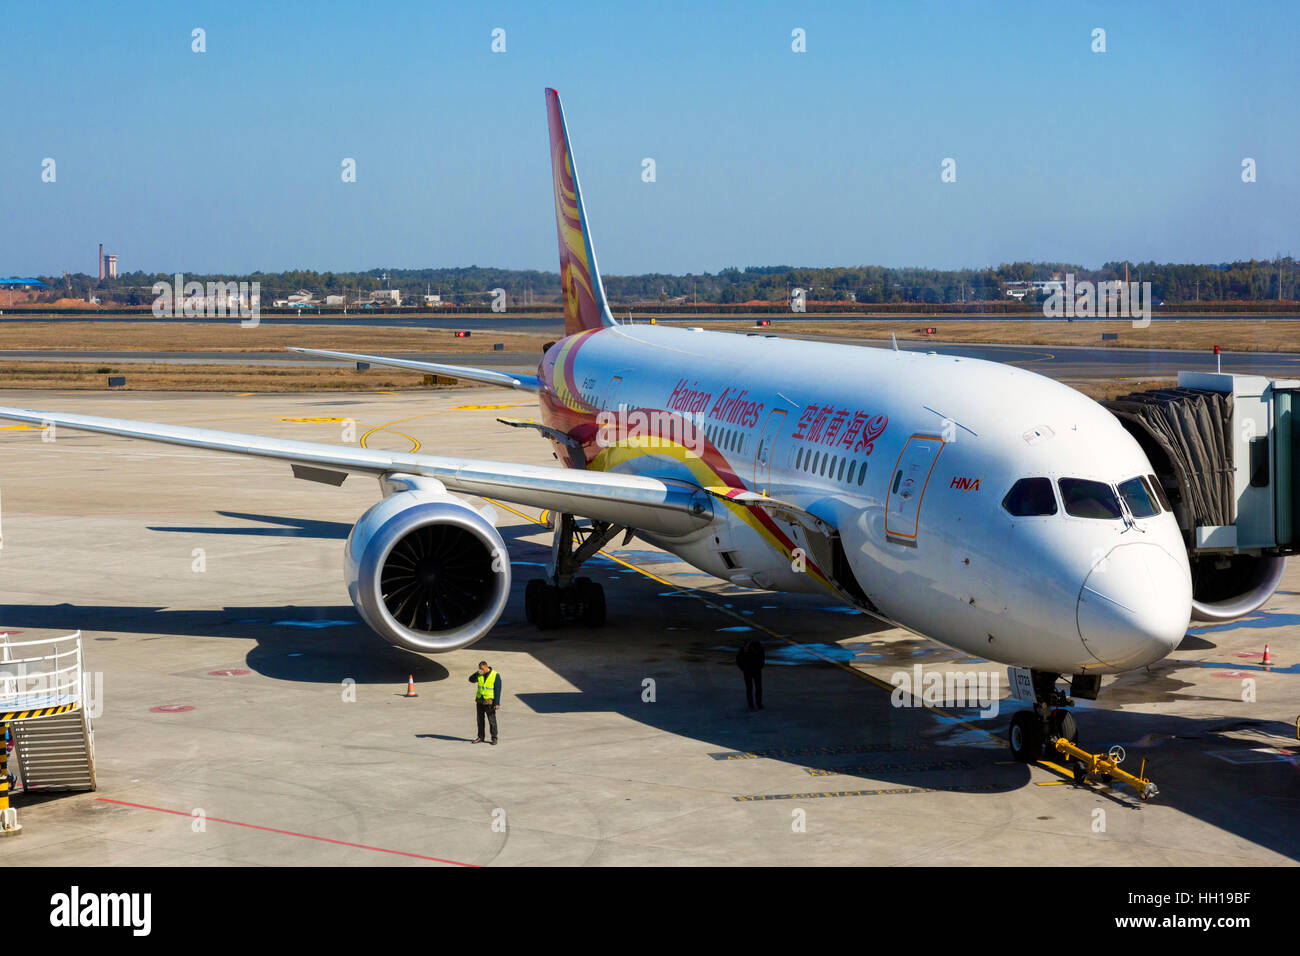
[0,317,1265,399]
[0,321,551,353]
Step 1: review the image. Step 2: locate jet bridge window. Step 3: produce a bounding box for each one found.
[1057,478,1122,520]
[1001,477,1058,516]
[1117,476,1159,519]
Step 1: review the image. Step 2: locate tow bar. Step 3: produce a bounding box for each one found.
[1052,738,1159,802]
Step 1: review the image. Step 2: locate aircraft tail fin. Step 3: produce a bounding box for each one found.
[546,89,616,336]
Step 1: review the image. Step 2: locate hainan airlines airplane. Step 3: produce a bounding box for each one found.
[3,89,1252,763]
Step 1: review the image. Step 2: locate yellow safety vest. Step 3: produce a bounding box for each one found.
[476,670,498,703]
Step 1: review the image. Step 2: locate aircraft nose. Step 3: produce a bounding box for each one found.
[1076,542,1191,668]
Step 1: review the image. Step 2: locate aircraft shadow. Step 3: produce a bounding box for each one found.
[147,510,354,539]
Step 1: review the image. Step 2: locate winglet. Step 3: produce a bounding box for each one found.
[546,89,616,336]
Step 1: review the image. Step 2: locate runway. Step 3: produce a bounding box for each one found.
[1,388,1297,865]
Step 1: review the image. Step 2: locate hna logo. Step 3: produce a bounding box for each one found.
[950,476,981,491]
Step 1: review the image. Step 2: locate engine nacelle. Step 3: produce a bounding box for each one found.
[345,487,510,652]
[1189,552,1287,623]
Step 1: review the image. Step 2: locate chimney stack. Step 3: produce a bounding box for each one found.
[98,242,104,280]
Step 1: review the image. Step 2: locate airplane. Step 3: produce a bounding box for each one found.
[0,89,1276,764]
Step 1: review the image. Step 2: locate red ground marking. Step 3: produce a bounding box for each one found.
[207,669,250,677]
[149,704,195,713]
[95,798,477,866]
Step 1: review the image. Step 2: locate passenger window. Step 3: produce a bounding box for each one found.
[1057,478,1122,519]
[1001,477,1057,516]
[846,460,855,484]
[796,447,805,469]
[837,458,846,481]
[1117,476,1158,519]
[858,462,867,485]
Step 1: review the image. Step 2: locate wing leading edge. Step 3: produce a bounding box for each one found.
[0,406,711,536]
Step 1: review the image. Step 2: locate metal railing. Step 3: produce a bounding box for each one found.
[0,631,83,715]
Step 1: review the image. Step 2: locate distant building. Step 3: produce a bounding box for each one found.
[325,294,346,306]
[423,294,443,307]
[103,254,117,279]
[371,289,402,306]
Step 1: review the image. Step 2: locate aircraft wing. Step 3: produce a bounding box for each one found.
[0,407,711,536]
[286,347,541,392]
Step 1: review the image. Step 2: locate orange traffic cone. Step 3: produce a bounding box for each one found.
[1262,645,1272,666]
[404,674,418,698]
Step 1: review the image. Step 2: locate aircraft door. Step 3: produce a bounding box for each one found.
[885,435,944,541]
[752,409,787,495]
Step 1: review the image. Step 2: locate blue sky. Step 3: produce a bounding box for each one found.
[2,0,1295,276]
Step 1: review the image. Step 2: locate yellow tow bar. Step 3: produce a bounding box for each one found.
[1052,738,1159,802]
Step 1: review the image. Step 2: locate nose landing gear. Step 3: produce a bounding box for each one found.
[523,513,625,630]
[1008,670,1078,763]
[1007,669,1160,800]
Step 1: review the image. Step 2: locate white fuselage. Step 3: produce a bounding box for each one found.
[539,324,1193,676]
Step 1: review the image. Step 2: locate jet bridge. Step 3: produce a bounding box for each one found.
[1103,372,1299,621]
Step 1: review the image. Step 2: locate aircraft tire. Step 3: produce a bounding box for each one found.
[1009,711,1042,763]
[577,578,606,627]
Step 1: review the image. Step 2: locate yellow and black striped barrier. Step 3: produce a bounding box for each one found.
[0,701,78,723]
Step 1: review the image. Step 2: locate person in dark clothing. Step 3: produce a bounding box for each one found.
[735,639,765,710]
[468,661,502,744]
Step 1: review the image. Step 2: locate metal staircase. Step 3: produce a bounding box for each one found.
[13,707,96,792]
[1,631,96,836]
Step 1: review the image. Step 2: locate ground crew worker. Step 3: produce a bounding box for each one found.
[736,639,765,710]
[469,661,501,744]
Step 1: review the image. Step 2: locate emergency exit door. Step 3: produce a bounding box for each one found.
[885,435,944,540]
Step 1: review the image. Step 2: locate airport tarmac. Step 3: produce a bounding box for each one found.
[1,387,1298,866]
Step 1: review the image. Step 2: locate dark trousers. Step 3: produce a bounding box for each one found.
[743,670,763,709]
[476,701,499,740]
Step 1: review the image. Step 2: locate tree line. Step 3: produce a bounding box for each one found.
[35,258,1298,306]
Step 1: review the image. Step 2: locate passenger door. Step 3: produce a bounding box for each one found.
[752,409,787,495]
[885,435,944,541]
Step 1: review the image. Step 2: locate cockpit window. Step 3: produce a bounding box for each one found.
[1002,477,1058,516]
[1146,474,1172,512]
[1117,476,1159,518]
[1058,478,1123,519]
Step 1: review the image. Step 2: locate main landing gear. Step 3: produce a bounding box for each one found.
[1008,670,1079,763]
[523,513,627,630]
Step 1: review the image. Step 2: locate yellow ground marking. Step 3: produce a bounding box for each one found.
[0,425,36,430]
[1006,351,1055,367]
[353,402,535,454]
[276,417,351,423]
[450,403,533,410]
[235,392,255,397]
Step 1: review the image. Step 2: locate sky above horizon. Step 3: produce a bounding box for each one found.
[2,0,1296,278]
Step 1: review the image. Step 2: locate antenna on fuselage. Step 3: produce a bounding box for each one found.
[891,333,899,351]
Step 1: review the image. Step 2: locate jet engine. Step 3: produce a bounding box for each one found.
[345,481,510,652]
[1190,552,1287,623]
